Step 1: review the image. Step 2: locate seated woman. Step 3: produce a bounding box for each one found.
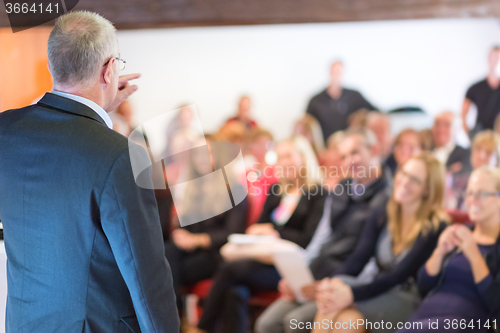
[164,137,248,308]
[396,166,500,333]
[384,129,426,176]
[190,138,325,333]
[313,152,448,333]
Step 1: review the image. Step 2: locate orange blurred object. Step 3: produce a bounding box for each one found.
[0,27,52,112]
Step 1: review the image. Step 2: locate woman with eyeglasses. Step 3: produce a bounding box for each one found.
[312,152,448,333]
[396,166,500,333]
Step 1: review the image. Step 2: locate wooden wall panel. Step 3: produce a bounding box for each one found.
[0,0,499,30]
[0,27,52,111]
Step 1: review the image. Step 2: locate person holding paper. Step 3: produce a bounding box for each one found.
[313,152,448,333]
[256,128,391,333]
[191,138,325,333]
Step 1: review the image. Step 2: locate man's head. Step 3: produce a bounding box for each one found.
[48,11,120,109]
[329,61,344,87]
[488,46,500,74]
[431,111,454,149]
[237,96,251,120]
[338,128,379,181]
[367,112,392,158]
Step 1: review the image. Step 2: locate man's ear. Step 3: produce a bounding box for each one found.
[102,59,115,84]
[47,61,52,75]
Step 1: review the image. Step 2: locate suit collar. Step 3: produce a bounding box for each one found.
[37,92,108,127]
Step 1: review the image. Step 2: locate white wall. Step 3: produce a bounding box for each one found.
[117,18,500,142]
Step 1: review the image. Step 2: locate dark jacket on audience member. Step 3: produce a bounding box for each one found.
[446,145,472,173]
[258,183,326,248]
[310,172,391,279]
[418,229,500,325]
[335,207,447,301]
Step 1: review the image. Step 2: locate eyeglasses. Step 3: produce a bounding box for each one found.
[103,57,126,71]
[398,169,424,186]
[465,191,500,200]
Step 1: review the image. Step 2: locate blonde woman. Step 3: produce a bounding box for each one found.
[397,167,500,332]
[313,152,448,333]
[191,138,326,333]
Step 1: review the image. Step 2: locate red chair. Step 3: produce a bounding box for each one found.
[446,209,471,224]
[184,278,280,324]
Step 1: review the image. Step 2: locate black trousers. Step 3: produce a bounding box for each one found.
[164,241,220,304]
[197,259,281,333]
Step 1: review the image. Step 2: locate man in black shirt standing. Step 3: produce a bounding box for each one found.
[306,61,376,142]
[461,46,500,138]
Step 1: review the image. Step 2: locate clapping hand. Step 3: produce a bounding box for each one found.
[435,225,461,257]
[316,278,354,314]
[454,225,481,261]
[301,281,320,301]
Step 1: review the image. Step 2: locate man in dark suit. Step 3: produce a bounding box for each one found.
[0,11,179,333]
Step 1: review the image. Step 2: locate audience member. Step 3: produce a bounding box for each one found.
[245,128,278,225]
[255,128,391,333]
[445,130,500,211]
[397,166,500,333]
[218,120,246,148]
[164,137,248,309]
[306,61,376,142]
[347,108,369,128]
[225,95,259,129]
[293,114,326,157]
[313,152,448,333]
[192,138,325,333]
[367,111,393,161]
[164,105,200,163]
[319,131,345,188]
[431,111,471,173]
[386,129,425,176]
[461,46,500,138]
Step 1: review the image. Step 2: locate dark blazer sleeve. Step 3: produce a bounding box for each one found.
[99,147,180,333]
[351,221,447,302]
[205,198,248,250]
[334,209,386,277]
[275,191,325,248]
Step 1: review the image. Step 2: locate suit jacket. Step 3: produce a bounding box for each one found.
[309,173,392,279]
[0,93,179,333]
[446,145,472,173]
